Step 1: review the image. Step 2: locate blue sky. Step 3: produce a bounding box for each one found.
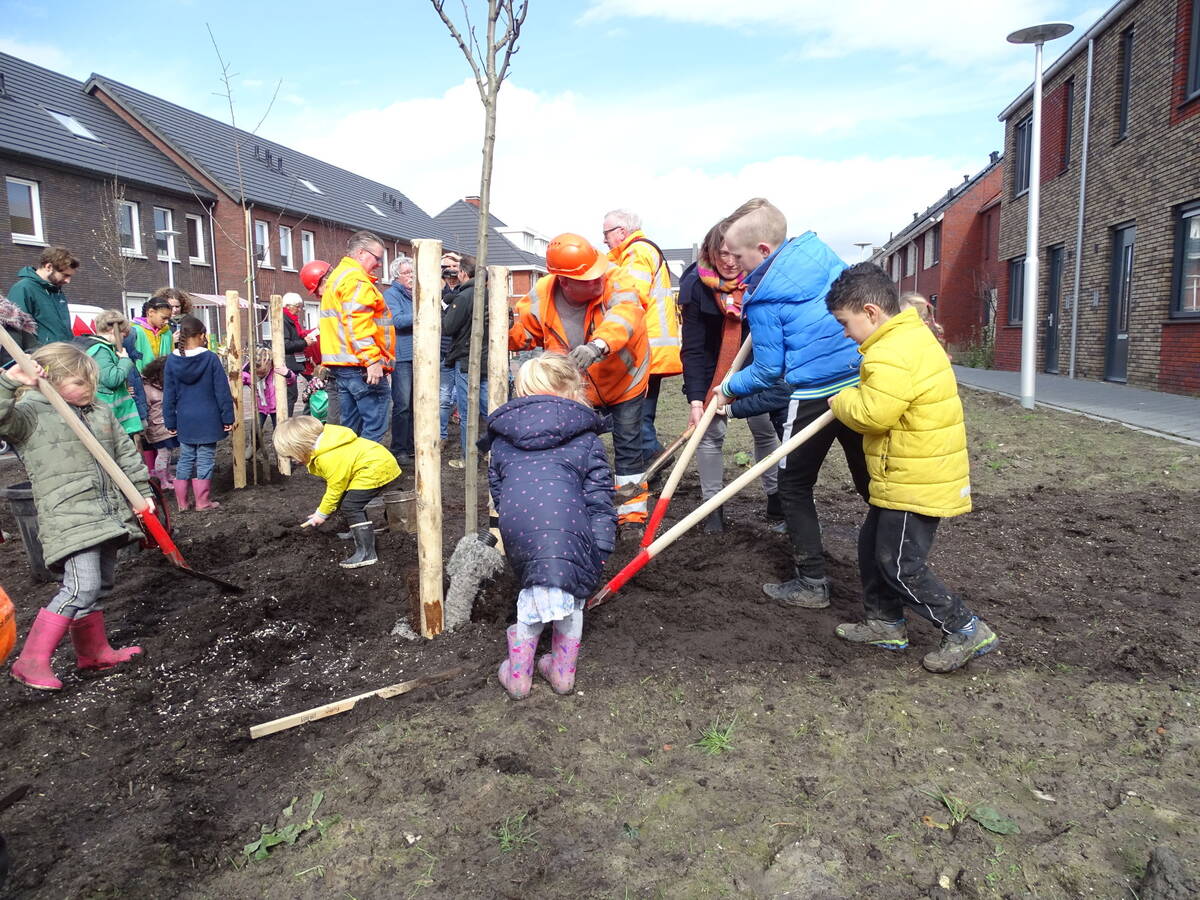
[1,0,1105,259]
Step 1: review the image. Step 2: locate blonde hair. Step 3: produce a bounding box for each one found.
[899,291,934,323]
[724,199,787,254]
[273,415,324,463]
[32,342,98,389]
[311,364,330,381]
[515,353,587,404]
[93,309,128,335]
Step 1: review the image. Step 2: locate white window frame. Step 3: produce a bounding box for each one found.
[254,219,272,268]
[5,177,45,244]
[185,213,207,264]
[153,206,177,261]
[301,230,316,264]
[46,109,100,141]
[380,247,391,283]
[905,243,916,277]
[118,200,142,257]
[278,224,294,270]
[923,231,935,269]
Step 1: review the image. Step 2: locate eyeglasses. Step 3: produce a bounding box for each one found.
[602,226,623,237]
[364,248,384,266]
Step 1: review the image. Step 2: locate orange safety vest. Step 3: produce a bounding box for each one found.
[509,270,650,408]
[318,257,395,370]
[608,229,681,377]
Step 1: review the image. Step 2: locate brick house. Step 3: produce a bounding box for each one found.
[1,52,216,316]
[874,154,1004,350]
[997,0,1200,394]
[432,197,546,302]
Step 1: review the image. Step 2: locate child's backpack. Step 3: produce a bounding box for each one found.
[308,389,329,423]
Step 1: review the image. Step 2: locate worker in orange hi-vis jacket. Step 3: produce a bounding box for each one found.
[603,209,681,461]
[509,233,650,540]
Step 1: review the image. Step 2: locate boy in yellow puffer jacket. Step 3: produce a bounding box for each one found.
[826,263,998,674]
[273,416,400,569]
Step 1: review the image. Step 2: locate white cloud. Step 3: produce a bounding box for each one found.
[281,78,978,260]
[0,38,80,78]
[580,0,1077,66]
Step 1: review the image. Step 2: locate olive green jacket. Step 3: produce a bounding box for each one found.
[0,372,151,567]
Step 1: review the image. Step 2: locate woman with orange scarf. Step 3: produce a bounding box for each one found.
[679,220,782,533]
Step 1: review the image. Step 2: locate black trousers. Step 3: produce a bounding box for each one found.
[777,396,870,578]
[858,505,972,634]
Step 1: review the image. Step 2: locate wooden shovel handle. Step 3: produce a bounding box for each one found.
[0,327,148,513]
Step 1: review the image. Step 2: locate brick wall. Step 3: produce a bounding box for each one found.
[998,0,1200,395]
[1,155,211,310]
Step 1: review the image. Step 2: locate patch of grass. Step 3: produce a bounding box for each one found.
[691,715,738,755]
[922,786,970,824]
[494,812,540,853]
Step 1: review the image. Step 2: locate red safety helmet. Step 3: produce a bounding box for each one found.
[546,233,610,281]
[299,259,332,296]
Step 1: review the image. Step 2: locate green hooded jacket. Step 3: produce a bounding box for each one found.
[0,371,151,567]
[77,335,142,436]
[7,266,72,346]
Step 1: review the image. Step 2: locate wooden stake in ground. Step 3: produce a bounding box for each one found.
[225,290,247,489]
[412,239,445,638]
[268,294,291,476]
[249,666,468,739]
[486,266,510,548]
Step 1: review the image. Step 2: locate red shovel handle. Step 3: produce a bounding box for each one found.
[137,507,186,566]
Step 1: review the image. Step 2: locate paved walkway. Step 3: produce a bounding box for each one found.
[953,366,1200,445]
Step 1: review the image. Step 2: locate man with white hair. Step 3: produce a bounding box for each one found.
[603,209,681,463]
[383,255,415,463]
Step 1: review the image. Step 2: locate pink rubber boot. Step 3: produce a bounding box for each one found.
[174,478,191,511]
[10,609,72,690]
[140,450,157,477]
[69,611,142,670]
[193,479,220,510]
[153,449,174,487]
[537,629,581,694]
[497,625,536,700]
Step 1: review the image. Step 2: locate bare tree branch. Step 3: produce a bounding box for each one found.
[432,0,485,94]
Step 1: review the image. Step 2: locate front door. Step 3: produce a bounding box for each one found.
[1044,245,1064,373]
[1105,224,1135,383]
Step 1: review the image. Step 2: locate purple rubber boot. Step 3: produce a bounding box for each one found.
[537,629,581,695]
[497,625,536,700]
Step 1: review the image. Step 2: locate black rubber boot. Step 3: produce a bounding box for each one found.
[340,522,378,569]
[701,508,725,534]
[765,492,783,520]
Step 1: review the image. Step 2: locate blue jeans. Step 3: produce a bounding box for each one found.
[334,366,390,443]
[641,374,667,458]
[177,442,217,480]
[390,360,413,455]
[439,363,456,440]
[453,365,489,458]
[600,395,645,478]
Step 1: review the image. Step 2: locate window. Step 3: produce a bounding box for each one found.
[924,225,941,268]
[366,203,387,218]
[153,207,176,260]
[254,219,271,267]
[301,230,316,265]
[5,176,43,243]
[1117,26,1135,140]
[298,178,322,195]
[278,225,294,270]
[1014,115,1032,195]
[1008,257,1026,325]
[905,243,916,277]
[185,214,206,264]
[379,247,391,283]
[1061,78,1075,171]
[891,255,900,281]
[45,109,100,141]
[1189,0,1200,100]
[118,200,141,256]
[1173,201,1200,316]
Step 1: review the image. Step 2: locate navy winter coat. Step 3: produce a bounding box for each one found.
[724,233,861,400]
[486,395,617,599]
[162,348,235,444]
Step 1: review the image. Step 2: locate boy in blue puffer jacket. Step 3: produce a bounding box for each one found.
[486,354,616,700]
[719,199,870,609]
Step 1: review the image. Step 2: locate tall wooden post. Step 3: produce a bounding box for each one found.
[225,290,246,489]
[486,266,510,414]
[412,239,444,638]
[269,294,291,476]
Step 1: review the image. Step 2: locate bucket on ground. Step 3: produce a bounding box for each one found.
[3,482,53,583]
[383,490,418,534]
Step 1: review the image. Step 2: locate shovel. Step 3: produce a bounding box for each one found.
[587,410,835,610]
[615,424,695,501]
[0,328,244,594]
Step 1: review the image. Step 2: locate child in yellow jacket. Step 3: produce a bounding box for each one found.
[825,263,997,674]
[273,416,400,569]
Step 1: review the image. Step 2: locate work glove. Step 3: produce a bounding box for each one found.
[301,511,328,529]
[568,341,603,371]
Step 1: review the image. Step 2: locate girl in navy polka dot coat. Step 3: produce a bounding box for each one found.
[486,354,616,699]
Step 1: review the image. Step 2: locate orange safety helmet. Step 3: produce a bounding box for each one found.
[546,233,610,281]
[300,259,332,296]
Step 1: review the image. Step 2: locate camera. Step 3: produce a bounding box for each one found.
[441,266,456,277]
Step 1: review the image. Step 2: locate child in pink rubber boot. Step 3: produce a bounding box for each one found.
[485,355,616,699]
[1,343,155,690]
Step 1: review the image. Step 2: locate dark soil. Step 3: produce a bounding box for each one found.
[0,390,1197,898]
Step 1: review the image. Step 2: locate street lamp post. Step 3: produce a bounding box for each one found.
[853,241,872,262]
[1007,22,1073,409]
[155,228,181,289]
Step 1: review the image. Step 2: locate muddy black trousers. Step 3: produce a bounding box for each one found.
[858,506,973,634]
[777,396,870,579]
